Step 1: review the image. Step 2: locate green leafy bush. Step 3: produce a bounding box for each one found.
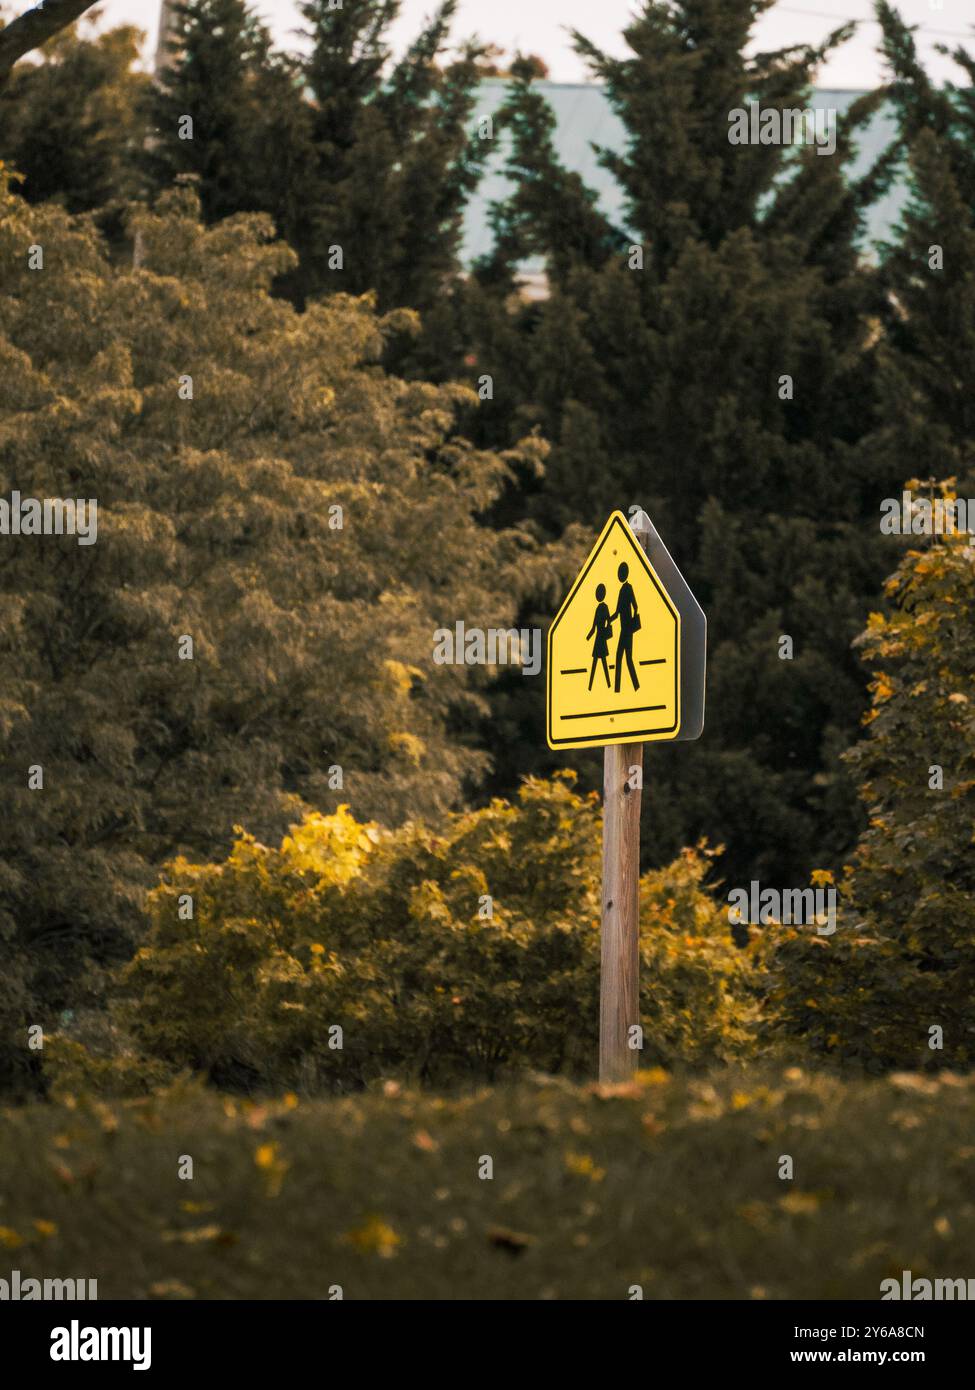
[116,774,758,1090]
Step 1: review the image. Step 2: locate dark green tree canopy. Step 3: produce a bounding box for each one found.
[464,0,901,887]
[147,0,493,318]
[0,16,148,211]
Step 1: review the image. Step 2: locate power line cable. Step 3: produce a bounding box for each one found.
[776,4,973,41]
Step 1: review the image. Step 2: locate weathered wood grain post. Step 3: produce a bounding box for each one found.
[599,738,643,1082]
[598,512,650,1083]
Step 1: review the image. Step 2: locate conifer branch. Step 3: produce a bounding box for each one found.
[0,0,99,81]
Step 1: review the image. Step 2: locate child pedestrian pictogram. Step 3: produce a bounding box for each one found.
[586,583,613,690]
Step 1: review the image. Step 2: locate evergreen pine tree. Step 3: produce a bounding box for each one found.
[296,0,489,343]
[147,0,490,329]
[147,0,310,236]
[467,0,903,887]
[0,16,147,212]
[871,3,975,495]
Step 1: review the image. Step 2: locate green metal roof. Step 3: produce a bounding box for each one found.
[462,80,907,266]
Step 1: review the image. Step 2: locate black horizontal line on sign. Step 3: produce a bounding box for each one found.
[561,705,666,720]
[561,659,666,674]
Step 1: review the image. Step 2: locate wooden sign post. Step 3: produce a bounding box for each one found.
[546,508,706,1082]
[599,509,649,1082]
[600,740,643,1082]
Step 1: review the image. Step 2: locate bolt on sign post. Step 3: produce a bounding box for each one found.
[547,509,706,1082]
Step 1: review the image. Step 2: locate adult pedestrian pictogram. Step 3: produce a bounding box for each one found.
[611,562,641,693]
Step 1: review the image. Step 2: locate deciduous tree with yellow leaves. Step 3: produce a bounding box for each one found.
[759,504,975,1069]
[0,176,552,1090]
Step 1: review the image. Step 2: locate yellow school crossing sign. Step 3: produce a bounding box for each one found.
[547,509,704,750]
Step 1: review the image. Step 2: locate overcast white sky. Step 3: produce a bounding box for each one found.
[73,0,973,87]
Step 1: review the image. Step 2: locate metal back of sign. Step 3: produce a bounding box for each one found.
[632,508,706,742]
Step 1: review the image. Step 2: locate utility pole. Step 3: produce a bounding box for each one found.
[134,1,177,267]
[154,0,177,73]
